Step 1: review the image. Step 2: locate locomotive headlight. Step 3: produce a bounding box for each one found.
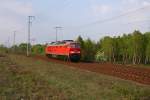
[70,51,75,53]
[70,51,80,54]
[77,51,80,53]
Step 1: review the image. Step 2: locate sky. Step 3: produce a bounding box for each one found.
[0,0,150,46]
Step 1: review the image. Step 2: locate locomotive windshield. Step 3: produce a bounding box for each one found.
[70,43,80,48]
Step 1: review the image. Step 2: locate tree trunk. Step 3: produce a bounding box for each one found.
[133,55,136,65]
[145,56,148,64]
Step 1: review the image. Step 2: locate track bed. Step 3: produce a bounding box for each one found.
[35,55,150,85]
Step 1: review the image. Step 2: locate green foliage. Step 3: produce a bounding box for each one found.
[76,36,85,60]
[76,36,97,62]
[95,50,107,62]
[145,32,150,64]
[76,35,84,49]
[0,45,8,54]
[83,38,96,62]
[132,30,144,64]
[8,43,45,55]
[32,44,45,55]
[100,36,114,62]
[18,43,28,54]
[76,30,150,64]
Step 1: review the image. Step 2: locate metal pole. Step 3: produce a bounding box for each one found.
[27,16,35,56]
[7,37,10,48]
[27,16,30,56]
[55,27,62,42]
[56,27,58,42]
[13,31,16,52]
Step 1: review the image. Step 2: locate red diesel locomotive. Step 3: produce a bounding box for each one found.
[45,40,81,62]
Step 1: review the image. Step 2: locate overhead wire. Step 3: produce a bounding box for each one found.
[77,4,150,28]
[126,19,150,25]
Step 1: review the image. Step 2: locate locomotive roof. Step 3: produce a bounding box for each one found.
[47,40,78,46]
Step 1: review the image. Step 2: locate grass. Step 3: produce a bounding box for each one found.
[0,54,66,100]
[0,54,150,100]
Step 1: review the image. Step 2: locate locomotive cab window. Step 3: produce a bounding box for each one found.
[69,43,80,48]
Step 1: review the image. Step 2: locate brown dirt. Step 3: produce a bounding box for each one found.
[34,55,150,85]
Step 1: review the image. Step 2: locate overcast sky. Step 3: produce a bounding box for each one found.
[0,0,150,45]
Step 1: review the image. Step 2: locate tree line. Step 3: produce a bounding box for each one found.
[0,30,150,64]
[0,43,45,55]
[76,30,150,64]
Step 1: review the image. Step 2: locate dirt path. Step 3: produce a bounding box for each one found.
[34,55,150,85]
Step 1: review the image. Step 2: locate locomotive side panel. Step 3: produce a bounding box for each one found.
[45,45,70,56]
[45,41,81,62]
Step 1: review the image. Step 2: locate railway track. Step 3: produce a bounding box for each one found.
[34,55,150,85]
